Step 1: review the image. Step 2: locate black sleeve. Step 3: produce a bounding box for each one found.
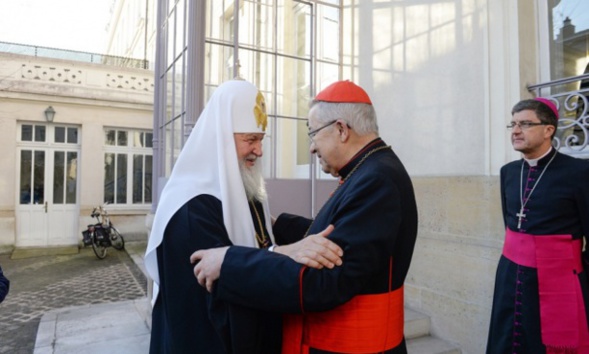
[152,195,232,353]
[0,265,9,303]
[500,166,508,228]
[272,213,312,245]
[216,169,405,313]
[152,195,281,354]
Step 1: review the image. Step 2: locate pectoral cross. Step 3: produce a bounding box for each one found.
[516,207,526,229]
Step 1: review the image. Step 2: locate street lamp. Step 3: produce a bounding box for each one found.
[44,106,56,122]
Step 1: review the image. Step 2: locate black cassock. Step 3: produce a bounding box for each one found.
[149,195,281,354]
[487,149,589,353]
[215,139,418,354]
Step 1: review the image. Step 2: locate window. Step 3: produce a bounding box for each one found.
[21,124,46,142]
[155,0,343,183]
[18,124,80,205]
[104,129,153,204]
[548,0,589,82]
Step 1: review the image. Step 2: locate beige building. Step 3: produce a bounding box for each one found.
[0,51,154,252]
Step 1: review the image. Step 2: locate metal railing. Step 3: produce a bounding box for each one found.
[528,73,589,158]
[0,41,149,69]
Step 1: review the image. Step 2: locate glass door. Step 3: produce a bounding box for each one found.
[16,124,80,247]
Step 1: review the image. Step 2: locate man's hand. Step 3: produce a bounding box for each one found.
[190,246,229,293]
[274,225,343,269]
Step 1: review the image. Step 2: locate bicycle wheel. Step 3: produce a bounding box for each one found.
[91,233,108,259]
[109,226,125,250]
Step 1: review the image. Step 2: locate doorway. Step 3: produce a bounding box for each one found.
[16,123,80,247]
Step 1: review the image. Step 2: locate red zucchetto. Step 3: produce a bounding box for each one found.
[315,80,372,105]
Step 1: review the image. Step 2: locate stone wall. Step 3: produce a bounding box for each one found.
[406,176,504,353]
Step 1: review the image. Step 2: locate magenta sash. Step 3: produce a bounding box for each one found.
[503,228,589,352]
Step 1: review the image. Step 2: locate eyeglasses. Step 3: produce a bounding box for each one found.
[307,120,337,139]
[506,121,548,130]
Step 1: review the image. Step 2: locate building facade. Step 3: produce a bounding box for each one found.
[0,50,154,252]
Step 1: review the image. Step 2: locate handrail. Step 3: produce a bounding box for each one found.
[0,41,149,69]
[528,73,589,91]
[527,74,589,157]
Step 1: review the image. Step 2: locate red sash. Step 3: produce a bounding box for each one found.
[503,228,589,353]
[282,258,404,353]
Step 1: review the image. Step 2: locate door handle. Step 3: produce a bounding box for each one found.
[44,201,48,213]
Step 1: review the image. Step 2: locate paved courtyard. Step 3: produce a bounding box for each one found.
[0,245,147,354]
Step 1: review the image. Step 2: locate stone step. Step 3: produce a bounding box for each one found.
[405,307,431,339]
[405,307,462,354]
[406,335,462,354]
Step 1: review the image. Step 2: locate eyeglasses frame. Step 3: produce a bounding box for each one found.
[307,120,337,139]
[506,121,549,130]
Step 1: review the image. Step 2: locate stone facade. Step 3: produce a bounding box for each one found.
[0,52,153,252]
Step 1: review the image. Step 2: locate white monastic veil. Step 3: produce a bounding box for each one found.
[144,80,275,305]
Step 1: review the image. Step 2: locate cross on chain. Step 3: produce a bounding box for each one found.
[516,207,526,229]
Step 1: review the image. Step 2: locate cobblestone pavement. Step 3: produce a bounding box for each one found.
[0,246,147,354]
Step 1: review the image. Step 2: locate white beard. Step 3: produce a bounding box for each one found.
[239,158,267,203]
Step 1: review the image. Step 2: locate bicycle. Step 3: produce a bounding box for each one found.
[81,203,125,259]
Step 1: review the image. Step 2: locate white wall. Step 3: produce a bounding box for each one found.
[0,52,154,249]
[340,1,540,352]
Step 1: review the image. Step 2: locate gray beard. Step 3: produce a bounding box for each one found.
[239,160,267,203]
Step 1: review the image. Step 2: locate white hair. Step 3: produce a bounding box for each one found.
[309,101,379,135]
[239,157,267,202]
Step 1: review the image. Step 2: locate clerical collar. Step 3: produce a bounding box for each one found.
[524,147,554,167]
[338,138,385,180]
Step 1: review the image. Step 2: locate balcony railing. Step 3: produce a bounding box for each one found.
[528,73,589,158]
[0,41,148,69]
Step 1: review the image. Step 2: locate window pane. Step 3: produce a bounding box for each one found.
[166,5,177,65]
[204,42,235,85]
[33,151,45,203]
[104,153,115,203]
[317,5,340,62]
[206,0,229,42]
[316,62,340,92]
[237,49,275,98]
[53,151,65,204]
[133,132,144,147]
[164,121,173,177]
[116,154,127,203]
[145,155,152,203]
[105,130,116,145]
[34,125,46,142]
[275,117,310,178]
[133,155,144,203]
[146,132,153,148]
[20,150,32,204]
[21,125,33,141]
[117,131,128,146]
[549,0,589,81]
[175,0,186,60]
[173,58,185,119]
[240,1,274,51]
[66,152,77,203]
[277,1,311,58]
[276,56,311,118]
[67,127,78,144]
[55,127,66,143]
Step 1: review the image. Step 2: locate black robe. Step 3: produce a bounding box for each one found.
[149,195,281,354]
[0,265,9,303]
[487,149,589,353]
[214,139,418,354]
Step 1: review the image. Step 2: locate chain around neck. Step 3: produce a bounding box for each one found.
[250,200,270,248]
[519,152,557,210]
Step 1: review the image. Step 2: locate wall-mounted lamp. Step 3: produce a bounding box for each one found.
[44,106,56,122]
